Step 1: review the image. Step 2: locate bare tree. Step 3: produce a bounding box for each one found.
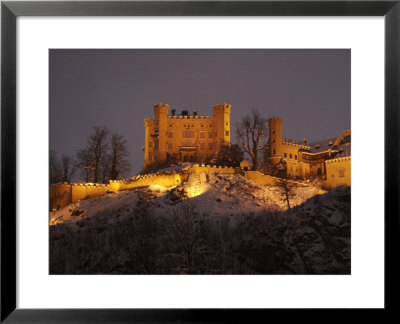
[49,150,62,184]
[276,174,296,210]
[100,154,111,183]
[61,155,76,182]
[109,133,130,180]
[165,202,204,270]
[89,126,109,183]
[77,147,94,182]
[236,109,267,170]
[77,126,109,183]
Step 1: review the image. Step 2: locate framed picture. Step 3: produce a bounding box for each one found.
[1,0,399,321]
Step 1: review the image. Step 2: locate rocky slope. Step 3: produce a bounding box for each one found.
[49,173,350,274]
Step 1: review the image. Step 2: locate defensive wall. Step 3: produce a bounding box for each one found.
[49,164,308,211]
[244,171,309,187]
[324,157,351,189]
[50,182,109,211]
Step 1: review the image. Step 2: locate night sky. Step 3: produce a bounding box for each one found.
[50,49,350,176]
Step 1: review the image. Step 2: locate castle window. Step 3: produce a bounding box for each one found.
[273,139,275,143]
[273,149,276,154]
[201,124,204,127]
[295,155,297,160]
[149,152,152,159]
[168,132,173,138]
[168,143,173,150]
[338,169,345,177]
[183,131,194,138]
[225,131,229,136]
[149,142,153,148]
[272,130,275,134]
[284,153,287,158]
[208,132,214,138]
[169,124,172,127]
[200,131,205,138]
[208,143,215,150]
[200,142,205,150]
[290,154,292,159]
[154,139,159,149]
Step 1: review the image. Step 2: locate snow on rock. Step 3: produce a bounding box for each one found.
[49,173,350,274]
[50,173,324,225]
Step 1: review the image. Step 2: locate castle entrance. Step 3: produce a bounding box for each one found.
[180,146,196,163]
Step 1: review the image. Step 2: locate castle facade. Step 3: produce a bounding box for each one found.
[143,103,231,169]
[265,117,351,188]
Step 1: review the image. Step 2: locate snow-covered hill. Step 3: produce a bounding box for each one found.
[50,173,324,225]
[49,173,350,274]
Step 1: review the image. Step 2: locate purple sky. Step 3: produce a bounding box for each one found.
[50,49,350,176]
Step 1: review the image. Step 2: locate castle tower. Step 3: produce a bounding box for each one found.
[153,103,169,164]
[143,118,151,167]
[268,117,283,165]
[213,103,231,146]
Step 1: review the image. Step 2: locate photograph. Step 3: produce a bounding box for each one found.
[49,49,351,275]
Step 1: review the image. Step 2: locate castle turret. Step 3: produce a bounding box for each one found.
[268,117,283,165]
[213,103,231,146]
[152,103,169,164]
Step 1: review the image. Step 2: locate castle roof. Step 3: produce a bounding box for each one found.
[308,137,338,153]
[308,132,351,156]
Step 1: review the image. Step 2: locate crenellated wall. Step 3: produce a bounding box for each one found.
[109,173,182,191]
[50,183,109,211]
[244,171,309,187]
[49,164,306,211]
[71,183,109,203]
[50,173,183,210]
[324,157,351,189]
[49,184,71,210]
[186,164,236,176]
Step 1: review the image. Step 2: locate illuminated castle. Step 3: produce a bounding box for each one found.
[265,117,351,187]
[143,103,231,169]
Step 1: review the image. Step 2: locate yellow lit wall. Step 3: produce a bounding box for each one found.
[144,103,231,169]
[324,157,351,189]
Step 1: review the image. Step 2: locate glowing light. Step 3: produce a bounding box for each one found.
[49,217,64,226]
[185,185,208,198]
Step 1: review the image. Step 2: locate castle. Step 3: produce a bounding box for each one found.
[143,104,350,189]
[143,103,231,169]
[265,117,351,187]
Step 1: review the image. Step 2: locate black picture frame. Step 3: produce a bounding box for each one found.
[1,0,399,322]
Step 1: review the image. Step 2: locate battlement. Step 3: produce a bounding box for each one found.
[282,140,311,150]
[245,171,309,187]
[213,103,231,111]
[268,117,283,123]
[153,103,169,110]
[325,156,351,164]
[213,103,231,118]
[167,115,211,120]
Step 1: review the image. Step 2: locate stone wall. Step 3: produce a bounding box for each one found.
[244,171,309,187]
[244,171,278,186]
[49,164,307,211]
[50,183,109,211]
[71,183,109,203]
[324,157,351,189]
[109,173,182,191]
[186,164,236,176]
[49,184,71,210]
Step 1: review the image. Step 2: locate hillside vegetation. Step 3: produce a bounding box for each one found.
[50,173,350,274]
